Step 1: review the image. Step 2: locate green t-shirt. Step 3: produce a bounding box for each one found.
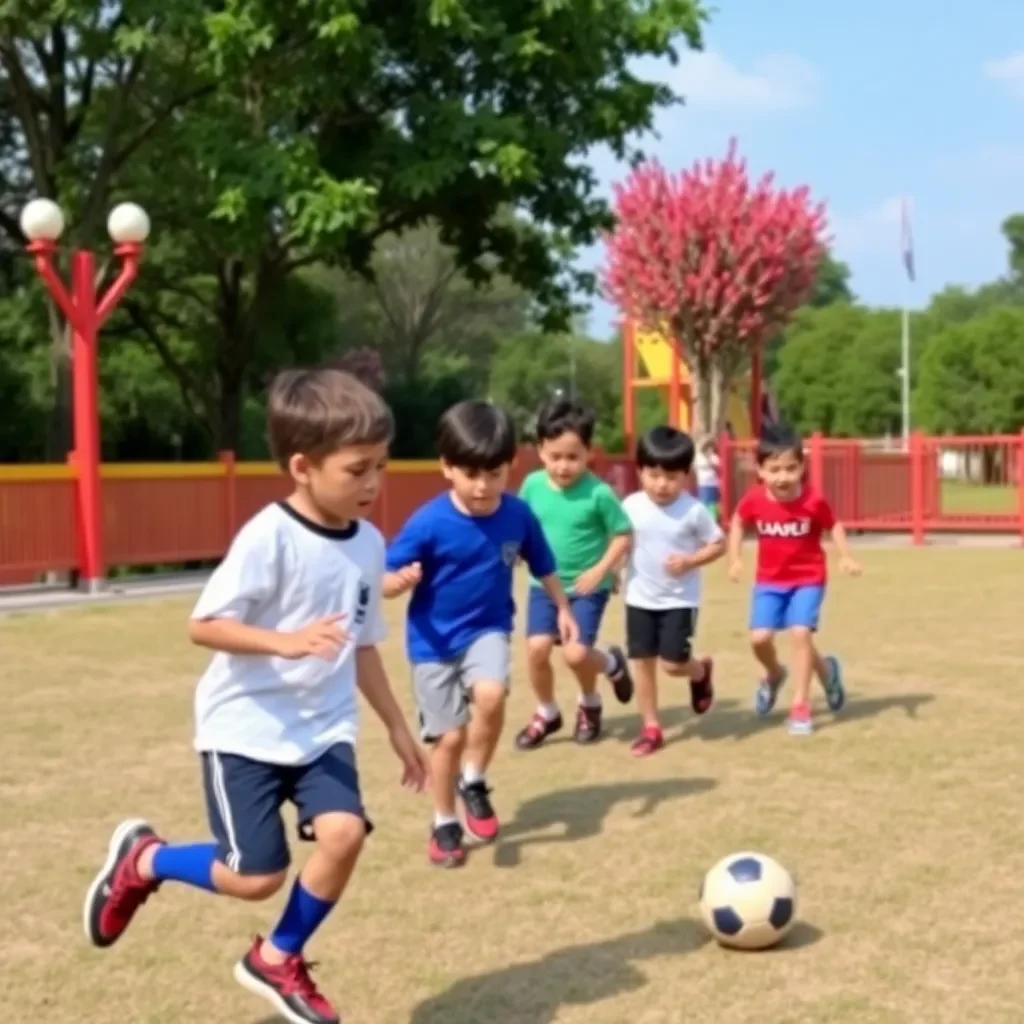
[519,469,632,592]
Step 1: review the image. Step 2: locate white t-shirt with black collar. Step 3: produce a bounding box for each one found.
[622,491,723,610]
[191,501,387,766]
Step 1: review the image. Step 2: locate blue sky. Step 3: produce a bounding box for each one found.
[581,0,1024,337]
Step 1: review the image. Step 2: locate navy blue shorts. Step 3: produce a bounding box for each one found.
[525,586,610,648]
[200,742,372,876]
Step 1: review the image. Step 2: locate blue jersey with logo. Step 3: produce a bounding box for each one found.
[386,492,556,662]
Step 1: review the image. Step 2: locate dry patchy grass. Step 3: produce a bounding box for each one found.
[2,548,1023,1023]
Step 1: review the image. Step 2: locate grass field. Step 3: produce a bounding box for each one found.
[940,479,1019,515]
[3,547,1024,1024]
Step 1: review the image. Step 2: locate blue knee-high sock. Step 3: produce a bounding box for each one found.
[151,843,219,893]
[269,880,337,955]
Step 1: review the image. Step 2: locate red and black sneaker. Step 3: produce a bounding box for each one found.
[631,724,665,757]
[514,711,563,750]
[459,778,499,843]
[690,657,715,715]
[83,818,162,948]
[428,821,467,868]
[574,703,603,744]
[234,935,340,1024]
[606,646,634,704]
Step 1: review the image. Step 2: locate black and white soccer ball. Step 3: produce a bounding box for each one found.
[699,851,798,950]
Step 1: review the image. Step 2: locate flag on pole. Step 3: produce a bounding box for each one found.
[900,197,915,283]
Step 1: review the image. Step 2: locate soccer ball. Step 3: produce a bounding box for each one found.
[699,851,798,950]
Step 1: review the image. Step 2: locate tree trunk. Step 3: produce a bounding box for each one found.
[216,367,244,454]
[691,354,715,438]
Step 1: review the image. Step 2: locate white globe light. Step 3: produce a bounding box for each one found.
[107,202,150,244]
[20,198,65,242]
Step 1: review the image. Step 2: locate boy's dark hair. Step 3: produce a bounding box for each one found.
[534,396,596,447]
[636,425,695,473]
[266,367,394,470]
[756,421,804,465]
[437,400,517,470]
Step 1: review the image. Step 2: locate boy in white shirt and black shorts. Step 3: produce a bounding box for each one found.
[622,426,727,757]
[81,368,428,1024]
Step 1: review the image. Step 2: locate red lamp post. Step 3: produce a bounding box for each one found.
[20,198,150,592]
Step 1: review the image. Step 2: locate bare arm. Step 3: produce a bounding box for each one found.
[727,514,745,567]
[598,532,633,575]
[188,617,288,656]
[538,572,572,610]
[830,522,854,560]
[689,536,727,568]
[356,645,413,735]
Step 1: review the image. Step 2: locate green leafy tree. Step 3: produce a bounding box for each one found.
[916,307,1024,436]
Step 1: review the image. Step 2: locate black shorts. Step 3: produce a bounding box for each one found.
[626,606,697,663]
[200,742,372,876]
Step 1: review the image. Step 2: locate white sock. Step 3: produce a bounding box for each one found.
[537,702,560,721]
[601,649,618,675]
[579,691,602,709]
[461,764,485,785]
[434,812,459,828]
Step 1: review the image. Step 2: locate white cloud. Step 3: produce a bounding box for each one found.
[830,198,904,254]
[933,142,1024,180]
[983,52,1024,97]
[672,51,820,113]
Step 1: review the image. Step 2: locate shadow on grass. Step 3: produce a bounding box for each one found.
[492,775,715,868]
[604,691,934,746]
[409,918,707,1024]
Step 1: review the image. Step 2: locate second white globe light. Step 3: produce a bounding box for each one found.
[107,203,151,245]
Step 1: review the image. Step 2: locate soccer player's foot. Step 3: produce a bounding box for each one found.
[428,821,467,868]
[754,669,788,716]
[459,778,499,843]
[574,702,603,744]
[690,657,715,715]
[234,936,340,1024]
[514,710,563,750]
[821,655,846,712]
[630,724,664,757]
[83,818,162,948]
[606,645,634,703]
[787,702,813,736]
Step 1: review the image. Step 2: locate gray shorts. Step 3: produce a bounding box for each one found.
[413,631,511,741]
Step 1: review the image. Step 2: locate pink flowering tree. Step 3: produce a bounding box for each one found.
[602,141,828,435]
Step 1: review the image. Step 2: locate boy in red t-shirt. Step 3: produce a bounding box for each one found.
[727,425,861,734]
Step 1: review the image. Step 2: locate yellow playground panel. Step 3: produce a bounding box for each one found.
[632,328,755,439]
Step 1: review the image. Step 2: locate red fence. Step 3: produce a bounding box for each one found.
[0,434,1021,585]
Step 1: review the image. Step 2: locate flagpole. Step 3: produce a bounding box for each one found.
[900,295,910,451]
[899,196,914,452]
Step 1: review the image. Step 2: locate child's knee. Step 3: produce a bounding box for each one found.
[526,636,555,668]
[749,629,775,651]
[471,680,507,716]
[661,660,688,678]
[789,626,814,646]
[227,868,288,902]
[313,813,367,865]
[561,641,591,669]
[435,726,467,754]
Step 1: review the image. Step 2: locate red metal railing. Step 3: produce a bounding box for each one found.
[0,433,1021,585]
[719,431,1024,540]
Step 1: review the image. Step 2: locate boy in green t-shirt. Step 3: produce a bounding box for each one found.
[515,397,634,748]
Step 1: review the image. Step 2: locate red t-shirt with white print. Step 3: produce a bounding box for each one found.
[735,484,836,586]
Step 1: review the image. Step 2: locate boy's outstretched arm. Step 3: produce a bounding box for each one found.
[575,531,632,595]
[727,514,745,581]
[356,645,429,790]
[830,522,862,575]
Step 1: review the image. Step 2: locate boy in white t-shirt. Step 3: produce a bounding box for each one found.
[622,426,727,756]
[81,369,428,1024]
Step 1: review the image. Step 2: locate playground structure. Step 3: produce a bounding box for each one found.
[621,319,769,450]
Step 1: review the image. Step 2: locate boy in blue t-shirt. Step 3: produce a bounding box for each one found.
[384,400,579,868]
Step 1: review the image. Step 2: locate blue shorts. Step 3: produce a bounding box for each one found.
[750,584,826,632]
[526,586,610,648]
[200,742,371,876]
